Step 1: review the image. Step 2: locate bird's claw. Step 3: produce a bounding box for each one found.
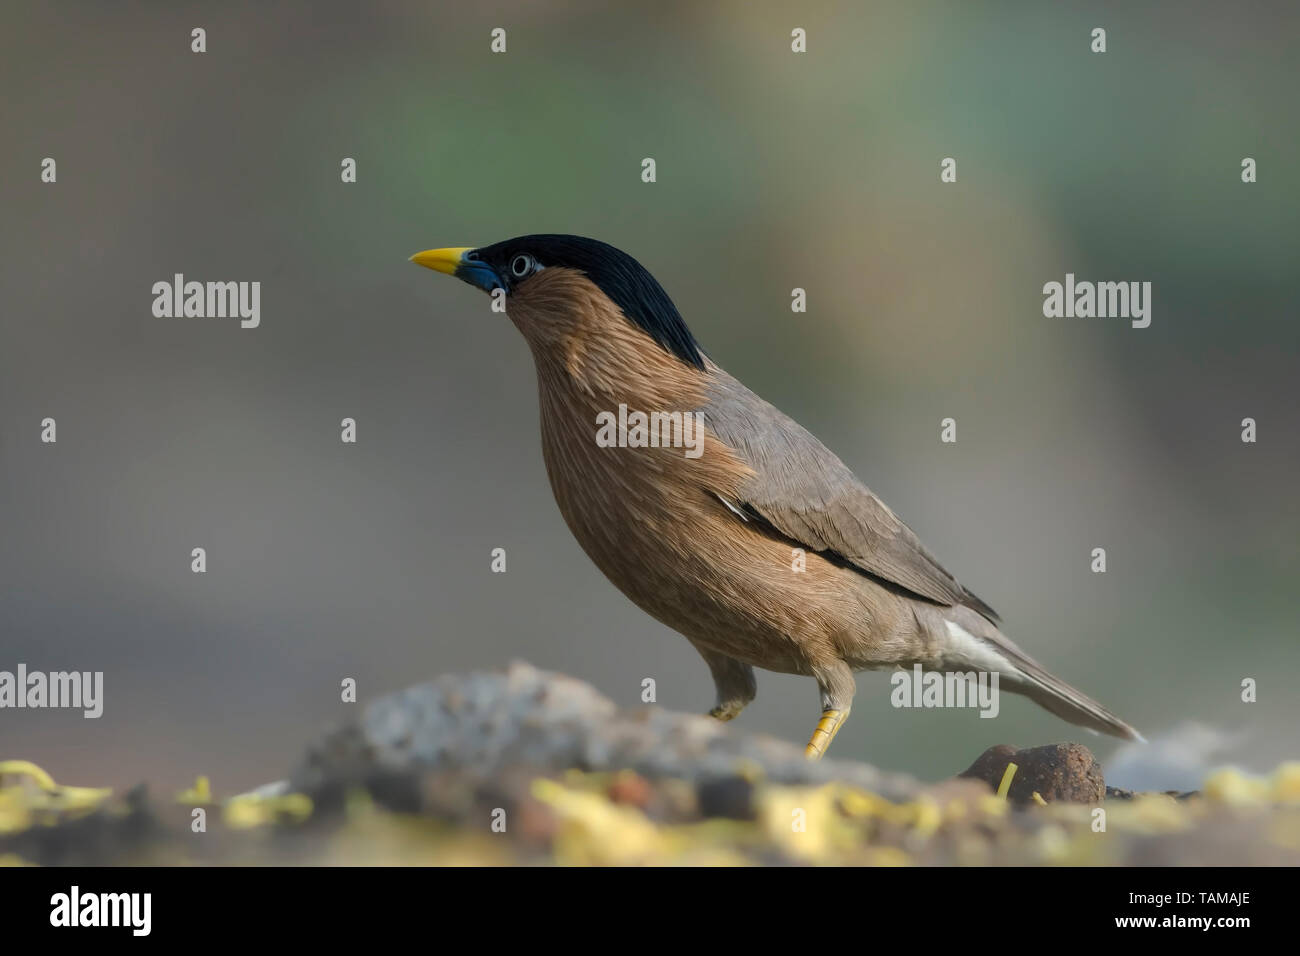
[707,703,743,722]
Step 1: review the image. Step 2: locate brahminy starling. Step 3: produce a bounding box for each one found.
[411,235,1141,758]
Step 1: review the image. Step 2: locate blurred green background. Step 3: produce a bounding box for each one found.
[2,1,1296,793]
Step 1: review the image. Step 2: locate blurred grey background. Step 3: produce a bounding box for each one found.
[1,1,1296,793]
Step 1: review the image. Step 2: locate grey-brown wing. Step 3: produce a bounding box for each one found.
[703,370,999,623]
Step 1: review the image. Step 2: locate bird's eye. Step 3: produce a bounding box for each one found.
[509,254,535,278]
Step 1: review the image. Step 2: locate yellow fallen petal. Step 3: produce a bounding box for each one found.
[0,762,110,812]
[911,797,943,840]
[1270,762,1300,803]
[176,775,212,804]
[1204,768,1269,806]
[531,778,668,865]
[224,793,313,829]
[0,761,59,792]
[997,762,1019,800]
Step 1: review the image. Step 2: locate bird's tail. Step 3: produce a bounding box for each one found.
[941,613,1144,742]
[1003,654,1144,741]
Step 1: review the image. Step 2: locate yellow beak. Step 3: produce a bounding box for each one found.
[409,247,473,275]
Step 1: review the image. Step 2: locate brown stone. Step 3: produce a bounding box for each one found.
[958,743,1104,805]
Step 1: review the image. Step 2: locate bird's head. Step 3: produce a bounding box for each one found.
[410,235,706,384]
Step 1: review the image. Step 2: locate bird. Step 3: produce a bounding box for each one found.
[410,235,1142,759]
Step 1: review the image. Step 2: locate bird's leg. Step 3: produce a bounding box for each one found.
[805,708,850,759]
[805,662,856,760]
[695,645,756,722]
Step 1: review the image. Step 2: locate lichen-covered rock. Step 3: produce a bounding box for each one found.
[291,661,920,801]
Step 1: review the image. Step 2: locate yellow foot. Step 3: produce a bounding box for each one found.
[707,704,742,722]
[804,708,849,760]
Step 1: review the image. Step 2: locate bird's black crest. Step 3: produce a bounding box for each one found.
[478,234,705,370]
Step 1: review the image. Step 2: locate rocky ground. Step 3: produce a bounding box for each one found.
[3,662,1298,865]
